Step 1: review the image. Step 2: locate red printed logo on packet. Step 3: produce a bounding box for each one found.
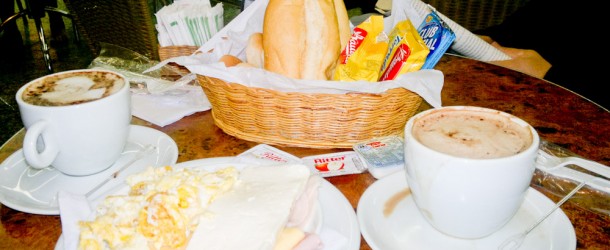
[313,155,346,172]
[366,141,386,148]
[378,43,411,81]
[340,27,368,64]
[259,152,288,163]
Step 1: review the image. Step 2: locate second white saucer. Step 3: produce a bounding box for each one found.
[357,171,576,250]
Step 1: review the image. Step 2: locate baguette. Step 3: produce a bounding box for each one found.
[263,0,349,80]
[333,0,351,52]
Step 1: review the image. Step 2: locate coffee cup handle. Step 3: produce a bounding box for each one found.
[22,121,59,169]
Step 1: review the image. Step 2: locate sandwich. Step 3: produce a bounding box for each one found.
[77,164,322,250]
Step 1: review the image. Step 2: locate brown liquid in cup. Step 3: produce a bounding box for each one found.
[21,71,125,106]
[412,109,533,159]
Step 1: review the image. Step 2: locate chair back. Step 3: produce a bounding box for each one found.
[64,0,159,60]
[422,0,530,31]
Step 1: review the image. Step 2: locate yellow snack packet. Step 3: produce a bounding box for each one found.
[378,19,429,81]
[333,15,388,82]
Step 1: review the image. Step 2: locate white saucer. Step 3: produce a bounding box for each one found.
[0,125,179,215]
[357,171,576,250]
[55,157,361,250]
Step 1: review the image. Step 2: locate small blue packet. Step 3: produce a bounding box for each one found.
[417,10,456,69]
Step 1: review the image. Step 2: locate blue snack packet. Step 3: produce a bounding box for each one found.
[417,10,456,69]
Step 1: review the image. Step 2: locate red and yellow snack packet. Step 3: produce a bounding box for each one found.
[378,19,429,81]
[333,15,388,82]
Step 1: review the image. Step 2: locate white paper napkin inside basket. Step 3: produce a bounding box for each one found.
[131,83,211,127]
[145,0,444,108]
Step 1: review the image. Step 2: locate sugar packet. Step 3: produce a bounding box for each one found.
[353,135,405,179]
[236,144,303,166]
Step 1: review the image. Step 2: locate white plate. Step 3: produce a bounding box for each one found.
[55,157,361,250]
[357,171,576,250]
[0,125,179,215]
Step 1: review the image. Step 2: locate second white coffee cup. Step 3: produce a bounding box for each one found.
[404,106,539,239]
[16,69,131,176]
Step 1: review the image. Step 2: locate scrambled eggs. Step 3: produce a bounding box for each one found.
[78,166,238,250]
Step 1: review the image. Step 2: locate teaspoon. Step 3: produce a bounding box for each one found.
[498,181,586,250]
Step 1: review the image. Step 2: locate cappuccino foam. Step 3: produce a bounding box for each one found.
[412,109,533,159]
[22,71,124,106]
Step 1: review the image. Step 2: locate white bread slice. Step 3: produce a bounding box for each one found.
[186,165,313,250]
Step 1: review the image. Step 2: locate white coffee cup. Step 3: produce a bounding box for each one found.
[403,106,539,239]
[16,69,131,176]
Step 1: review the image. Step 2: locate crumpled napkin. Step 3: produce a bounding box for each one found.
[131,83,211,127]
[89,63,211,127]
[125,70,211,127]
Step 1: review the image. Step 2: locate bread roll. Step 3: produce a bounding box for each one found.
[263,0,348,80]
[246,32,264,68]
[219,54,242,67]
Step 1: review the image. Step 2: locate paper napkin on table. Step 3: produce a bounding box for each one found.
[131,83,211,127]
[58,191,92,250]
[90,63,211,127]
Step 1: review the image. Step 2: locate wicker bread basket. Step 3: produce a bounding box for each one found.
[158,45,424,148]
[197,75,423,149]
